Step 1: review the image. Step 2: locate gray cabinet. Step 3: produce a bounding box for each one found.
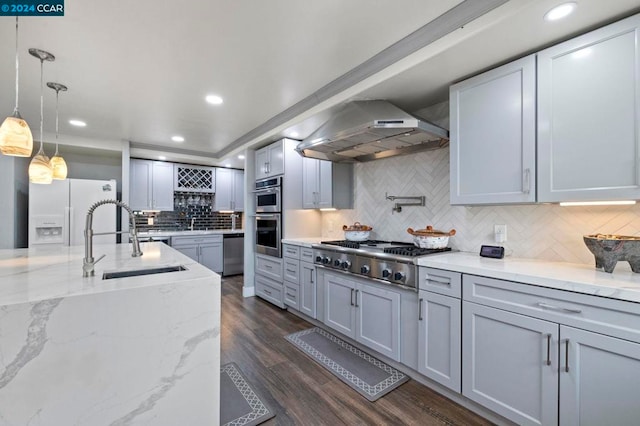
[450,55,536,205]
[323,271,400,361]
[171,235,223,274]
[174,164,215,193]
[214,168,244,211]
[255,140,285,180]
[559,325,640,426]
[537,14,640,202]
[255,254,284,308]
[300,260,316,318]
[462,301,559,426]
[130,159,174,211]
[302,157,353,209]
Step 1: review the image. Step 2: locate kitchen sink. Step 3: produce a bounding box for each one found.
[102,265,187,280]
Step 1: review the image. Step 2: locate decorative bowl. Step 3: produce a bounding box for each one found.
[343,222,373,241]
[407,225,456,249]
[583,234,640,273]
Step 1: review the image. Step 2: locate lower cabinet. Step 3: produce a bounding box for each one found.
[462,274,640,426]
[256,273,284,307]
[300,262,316,318]
[418,291,461,392]
[171,235,223,274]
[255,254,284,308]
[323,271,400,361]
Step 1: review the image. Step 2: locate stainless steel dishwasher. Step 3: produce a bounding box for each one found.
[223,233,244,276]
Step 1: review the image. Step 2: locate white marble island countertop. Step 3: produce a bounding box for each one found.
[417,252,640,304]
[0,242,214,306]
[0,242,220,424]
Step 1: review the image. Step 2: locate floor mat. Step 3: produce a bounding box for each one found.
[285,327,409,401]
[220,362,275,426]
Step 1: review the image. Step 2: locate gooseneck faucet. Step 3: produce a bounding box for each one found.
[83,199,143,277]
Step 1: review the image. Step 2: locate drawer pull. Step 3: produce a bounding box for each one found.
[286,269,296,273]
[264,265,273,270]
[286,292,296,298]
[564,339,570,373]
[264,289,272,295]
[425,275,450,285]
[418,298,423,321]
[544,333,552,366]
[536,302,582,314]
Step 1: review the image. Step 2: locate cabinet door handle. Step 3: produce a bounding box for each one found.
[310,270,314,284]
[355,289,359,307]
[418,298,423,321]
[564,339,570,373]
[536,302,582,314]
[544,333,552,366]
[523,168,531,194]
[424,274,450,286]
[350,289,354,306]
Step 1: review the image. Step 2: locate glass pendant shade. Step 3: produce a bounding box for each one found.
[0,115,33,156]
[50,154,67,180]
[29,148,52,184]
[0,17,33,157]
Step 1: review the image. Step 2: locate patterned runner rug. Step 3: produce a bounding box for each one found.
[285,327,409,401]
[220,362,275,426]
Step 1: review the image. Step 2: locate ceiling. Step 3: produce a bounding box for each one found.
[1,0,639,169]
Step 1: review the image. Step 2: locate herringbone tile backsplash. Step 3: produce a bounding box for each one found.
[321,146,640,265]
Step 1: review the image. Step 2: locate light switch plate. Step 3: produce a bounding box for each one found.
[494,224,507,243]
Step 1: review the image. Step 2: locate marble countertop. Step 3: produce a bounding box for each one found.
[0,242,217,306]
[281,237,324,248]
[416,252,640,304]
[138,229,244,238]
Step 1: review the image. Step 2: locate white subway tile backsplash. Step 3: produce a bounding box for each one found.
[322,147,640,265]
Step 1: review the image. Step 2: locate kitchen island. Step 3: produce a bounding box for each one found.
[0,242,220,425]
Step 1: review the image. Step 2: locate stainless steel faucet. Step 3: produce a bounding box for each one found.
[230,213,239,230]
[83,199,143,277]
[190,217,196,231]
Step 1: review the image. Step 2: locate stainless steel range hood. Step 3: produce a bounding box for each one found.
[295,100,449,162]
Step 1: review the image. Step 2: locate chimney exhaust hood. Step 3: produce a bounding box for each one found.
[295,100,449,162]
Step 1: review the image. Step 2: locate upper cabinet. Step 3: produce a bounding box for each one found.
[255,140,285,180]
[130,159,174,211]
[537,14,640,202]
[174,164,216,193]
[302,158,353,209]
[214,168,244,212]
[451,13,640,205]
[450,55,536,205]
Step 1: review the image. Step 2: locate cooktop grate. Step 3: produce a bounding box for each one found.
[383,246,452,257]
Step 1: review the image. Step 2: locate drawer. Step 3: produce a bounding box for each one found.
[255,274,284,307]
[171,234,222,246]
[284,258,300,283]
[283,244,300,259]
[463,274,640,343]
[418,267,462,298]
[300,248,314,263]
[284,281,300,310]
[255,254,283,282]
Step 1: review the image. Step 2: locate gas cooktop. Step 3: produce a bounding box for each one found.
[319,240,452,257]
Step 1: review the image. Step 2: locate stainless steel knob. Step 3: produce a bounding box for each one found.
[315,255,323,263]
[333,259,341,267]
[341,260,351,269]
[394,272,405,281]
[382,269,392,278]
[360,265,370,274]
[322,257,331,265]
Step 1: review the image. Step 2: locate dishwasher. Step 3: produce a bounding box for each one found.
[223,233,244,276]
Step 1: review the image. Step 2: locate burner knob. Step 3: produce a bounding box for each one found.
[360,265,370,274]
[382,269,392,278]
[394,272,405,281]
[341,260,351,269]
[322,257,331,265]
[333,259,341,267]
[315,255,323,263]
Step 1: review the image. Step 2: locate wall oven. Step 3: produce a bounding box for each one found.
[255,176,281,213]
[255,213,281,257]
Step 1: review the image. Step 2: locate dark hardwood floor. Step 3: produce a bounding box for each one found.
[220,275,493,426]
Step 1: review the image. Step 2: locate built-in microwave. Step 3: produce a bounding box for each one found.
[255,213,281,257]
[255,176,281,213]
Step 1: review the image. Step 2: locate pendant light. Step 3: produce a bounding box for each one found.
[47,82,68,180]
[0,17,33,157]
[28,48,55,185]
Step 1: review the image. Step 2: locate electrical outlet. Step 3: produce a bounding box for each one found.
[494,224,507,243]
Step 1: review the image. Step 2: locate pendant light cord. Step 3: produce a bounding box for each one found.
[38,58,44,154]
[54,88,59,155]
[14,16,19,113]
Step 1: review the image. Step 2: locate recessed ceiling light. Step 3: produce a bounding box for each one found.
[171,135,185,142]
[544,2,577,21]
[206,94,223,105]
[238,154,245,160]
[289,131,299,138]
[225,163,231,168]
[69,119,86,127]
[159,156,167,161]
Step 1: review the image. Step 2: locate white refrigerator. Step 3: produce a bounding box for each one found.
[29,178,117,247]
